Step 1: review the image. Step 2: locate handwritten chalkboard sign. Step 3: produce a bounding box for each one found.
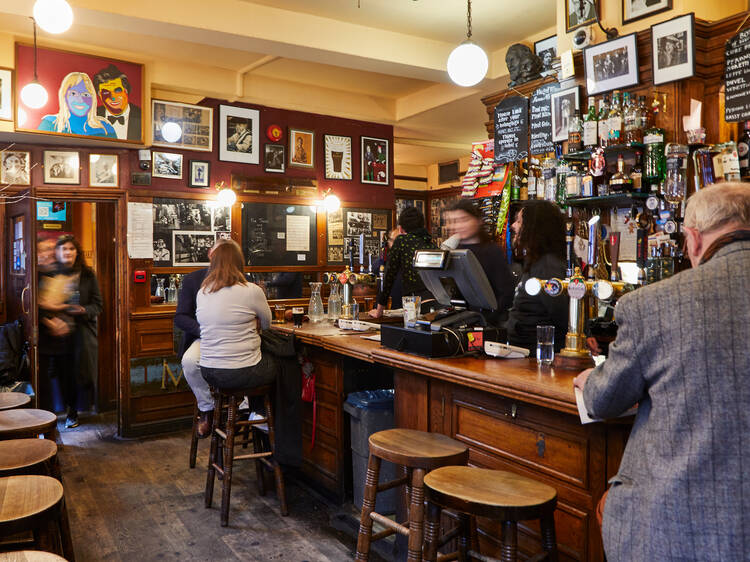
[241,203,317,267]
[494,96,529,164]
[725,28,750,122]
[529,82,560,154]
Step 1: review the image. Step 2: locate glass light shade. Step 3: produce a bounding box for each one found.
[161,121,182,143]
[217,188,237,207]
[20,81,48,109]
[447,41,488,87]
[33,0,74,34]
[323,194,341,212]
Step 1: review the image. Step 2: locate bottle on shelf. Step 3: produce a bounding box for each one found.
[567,110,583,153]
[598,94,610,149]
[629,150,644,193]
[583,97,598,150]
[608,90,623,145]
[623,92,638,144]
[739,121,750,179]
[556,161,570,207]
[511,164,522,201]
[610,154,633,192]
[664,143,689,205]
[542,157,557,201]
[638,95,650,133]
[643,102,666,190]
[527,158,540,199]
[721,141,741,182]
[566,163,582,198]
[590,147,608,196]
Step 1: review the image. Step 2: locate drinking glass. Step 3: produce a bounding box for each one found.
[292,307,305,328]
[272,304,286,324]
[536,325,555,365]
[402,295,421,328]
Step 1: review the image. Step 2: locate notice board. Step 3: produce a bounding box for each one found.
[241,203,318,267]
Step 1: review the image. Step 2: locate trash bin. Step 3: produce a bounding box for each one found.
[343,389,396,514]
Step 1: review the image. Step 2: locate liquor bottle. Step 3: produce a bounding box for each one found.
[511,165,521,201]
[608,91,623,145]
[568,110,583,153]
[590,147,608,196]
[632,95,645,144]
[643,102,666,189]
[623,92,638,144]
[610,154,633,192]
[542,157,557,201]
[583,97,598,150]
[629,151,644,192]
[738,121,750,179]
[598,94,610,148]
[664,143,689,205]
[721,141,741,181]
[527,158,540,199]
[556,161,569,207]
[638,96,650,135]
[566,163,582,198]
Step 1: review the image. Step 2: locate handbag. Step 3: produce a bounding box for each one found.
[299,351,317,448]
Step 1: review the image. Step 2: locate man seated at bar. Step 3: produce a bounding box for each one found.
[574,183,750,560]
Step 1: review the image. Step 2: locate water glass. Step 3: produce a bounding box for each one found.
[536,325,555,365]
[402,295,421,328]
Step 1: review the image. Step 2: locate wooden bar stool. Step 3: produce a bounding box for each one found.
[422,466,558,562]
[0,551,67,561]
[204,385,287,526]
[0,440,61,480]
[0,475,75,561]
[188,401,201,469]
[0,393,31,411]
[0,410,57,441]
[355,429,469,562]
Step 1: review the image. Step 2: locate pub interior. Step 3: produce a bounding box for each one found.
[0,0,749,560]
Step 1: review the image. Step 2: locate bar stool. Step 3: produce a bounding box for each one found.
[0,410,57,441]
[355,429,469,562]
[204,385,287,526]
[188,401,201,469]
[0,440,61,480]
[422,466,558,562]
[0,392,31,411]
[0,552,67,561]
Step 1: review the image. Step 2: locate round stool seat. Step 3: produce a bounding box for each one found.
[0,440,57,475]
[0,393,31,411]
[368,429,468,470]
[0,475,63,534]
[0,551,67,561]
[0,410,57,440]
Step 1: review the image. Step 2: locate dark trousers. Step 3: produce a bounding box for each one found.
[39,353,77,415]
[201,354,277,396]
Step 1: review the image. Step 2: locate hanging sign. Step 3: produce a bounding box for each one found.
[529,82,560,155]
[494,96,529,164]
[725,27,750,122]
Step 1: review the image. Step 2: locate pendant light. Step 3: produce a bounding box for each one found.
[20,20,48,109]
[447,0,488,87]
[33,0,73,34]
[161,121,183,143]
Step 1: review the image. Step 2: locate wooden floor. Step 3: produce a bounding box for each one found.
[57,415,383,562]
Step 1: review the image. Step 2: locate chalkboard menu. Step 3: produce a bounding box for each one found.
[327,207,392,265]
[241,203,317,267]
[725,28,750,122]
[494,96,529,164]
[529,82,560,154]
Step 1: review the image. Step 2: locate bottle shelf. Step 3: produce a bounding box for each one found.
[561,142,646,162]
[565,192,650,208]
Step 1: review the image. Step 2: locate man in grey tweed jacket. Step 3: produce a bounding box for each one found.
[574,183,750,560]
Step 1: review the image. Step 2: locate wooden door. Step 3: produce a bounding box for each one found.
[95,202,117,410]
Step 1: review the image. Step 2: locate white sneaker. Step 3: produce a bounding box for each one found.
[248,411,268,432]
[238,397,249,410]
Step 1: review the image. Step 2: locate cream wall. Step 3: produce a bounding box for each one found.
[426,155,471,191]
[394,163,428,191]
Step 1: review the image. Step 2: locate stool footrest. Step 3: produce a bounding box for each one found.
[438,525,461,547]
[370,512,409,537]
[233,452,272,461]
[468,549,500,562]
[370,527,397,542]
[436,553,459,562]
[215,428,227,440]
[376,476,408,493]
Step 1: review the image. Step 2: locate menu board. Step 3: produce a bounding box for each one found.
[725,28,750,122]
[529,82,560,154]
[327,207,392,265]
[241,203,317,267]
[494,96,529,164]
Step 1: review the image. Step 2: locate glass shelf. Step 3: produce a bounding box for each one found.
[566,192,650,207]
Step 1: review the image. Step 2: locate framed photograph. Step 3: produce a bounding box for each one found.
[264,144,285,173]
[172,231,215,266]
[289,128,314,168]
[89,154,118,187]
[188,160,210,188]
[43,150,79,184]
[152,151,183,180]
[212,206,232,232]
[623,0,672,24]
[651,13,695,86]
[1,151,30,186]
[0,67,13,121]
[361,136,389,185]
[14,44,143,142]
[550,86,581,142]
[584,33,639,96]
[534,36,557,72]
[152,230,172,266]
[346,211,372,236]
[152,100,212,152]
[324,135,353,180]
[566,0,599,32]
[219,105,260,164]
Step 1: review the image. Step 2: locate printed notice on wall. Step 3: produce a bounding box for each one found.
[610,207,638,262]
[286,215,310,252]
[127,202,154,259]
[725,27,750,122]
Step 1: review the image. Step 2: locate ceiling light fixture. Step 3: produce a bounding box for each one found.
[447,0,488,87]
[161,121,182,143]
[33,0,73,34]
[20,20,49,109]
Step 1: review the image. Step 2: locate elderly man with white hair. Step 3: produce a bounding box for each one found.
[574,183,750,561]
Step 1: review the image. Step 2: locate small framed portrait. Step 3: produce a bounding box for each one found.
[152,100,213,152]
[324,135,353,180]
[566,0,599,32]
[623,0,672,25]
[43,150,80,184]
[534,36,557,73]
[219,105,260,164]
[1,151,30,186]
[152,151,183,179]
[289,128,314,168]
[651,13,695,86]
[550,86,580,142]
[0,67,13,121]
[89,154,118,187]
[583,33,639,96]
[361,136,389,185]
[264,144,285,173]
[188,160,210,188]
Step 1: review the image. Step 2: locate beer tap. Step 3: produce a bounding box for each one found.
[609,232,621,282]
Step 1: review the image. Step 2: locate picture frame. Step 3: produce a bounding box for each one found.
[0,67,13,121]
[361,136,389,185]
[188,160,210,188]
[651,13,695,86]
[152,100,213,152]
[623,0,672,25]
[1,151,31,186]
[152,151,183,180]
[289,128,314,168]
[43,150,79,184]
[264,144,285,173]
[89,154,118,187]
[219,105,260,164]
[550,86,581,142]
[566,0,599,33]
[324,135,353,180]
[172,231,215,267]
[583,33,639,96]
[534,36,558,72]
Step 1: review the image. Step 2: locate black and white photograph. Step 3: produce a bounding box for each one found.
[0,67,12,121]
[152,199,212,231]
[219,105,260,164]
[1,151,30,186]
[89,154,118,187]
[43,150,80,184]
[364,238,380,259]
[372,212,389,231]
[584,33,639,95]
[152,100,213,152]
[153,232,172,265]
[173,231,215,266]
[534,36,557,72]
[566,0,599,32]
[153,201,180,229]
[346,211,372,236]
[212,206,231,232]
[264,144,285,173]
[550,86,580,142]
[343,237,361,260]
[652,13,695,86]
[217,232,232,241]
[188,160,210,188]
[327,246,343,263]
[152,151,183,179]
[324,135,353,180]
[623,0,672,25]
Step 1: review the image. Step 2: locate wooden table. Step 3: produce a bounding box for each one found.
[0,393,31,411]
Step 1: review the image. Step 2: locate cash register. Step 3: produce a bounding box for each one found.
[380,249,501,357]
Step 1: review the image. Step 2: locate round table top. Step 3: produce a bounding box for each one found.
[0,552,67,562]
[0,475,63,526]
[0,409,57,438]
[0,439,57,473]
[0,393,31,411]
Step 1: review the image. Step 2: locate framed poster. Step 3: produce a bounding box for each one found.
[550,86,580,142]
[583,33,639,96]
[566,0,599,33]
[89,154,118,187]
[651,13,695,86]
[534,36,557,72]
[43,150,79,184]
[324,135,352,180]
[623,0,672,24]
[361,136,389,185]
[1,151,30,186]
[152,100,212,152]
[152,152,183,180]
[289,128,314,168]
[219,105,260,164]
[264,144,285,173]
[0,67,12,121]
[188,160,210,188]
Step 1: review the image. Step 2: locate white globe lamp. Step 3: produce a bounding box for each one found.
[161,122,182,143]
[33,0,74,34]
[447,41,488,87]
[217,188,237,207]
[20,81,48,109]
[323,194,341,212]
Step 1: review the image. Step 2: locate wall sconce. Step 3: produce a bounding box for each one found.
[215,181,237,206]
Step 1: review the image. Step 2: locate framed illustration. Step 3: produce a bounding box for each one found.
[583,33,639,96]
[188,160,210,188]
[172,231,215,266]
[14,44,144,143]
[566,0,599,33]
[43,150,79,184]
[219,105,260,164]
[264,144,285,173]
[534,36,557,72]
[550,86,581,142]
[152,151,183,180]
[651,13,695,86]
[361,136,389,185]
[324,135,352,180]
[0,67,12,121]
[289,128,314,168]
[1,151,31,186]
[152,100,212,152]
[623,0,672,25]
[89,154,118,187]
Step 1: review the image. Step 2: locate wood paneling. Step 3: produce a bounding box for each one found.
[129,317,175,357]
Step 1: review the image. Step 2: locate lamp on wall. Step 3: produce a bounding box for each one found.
[215,181,237,206]
[447,0,488,87]
[312,188,340,213]
[20,19,48,109]
[33,0,73,34]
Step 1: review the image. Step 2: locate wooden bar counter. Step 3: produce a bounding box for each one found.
[273,322,630,562]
